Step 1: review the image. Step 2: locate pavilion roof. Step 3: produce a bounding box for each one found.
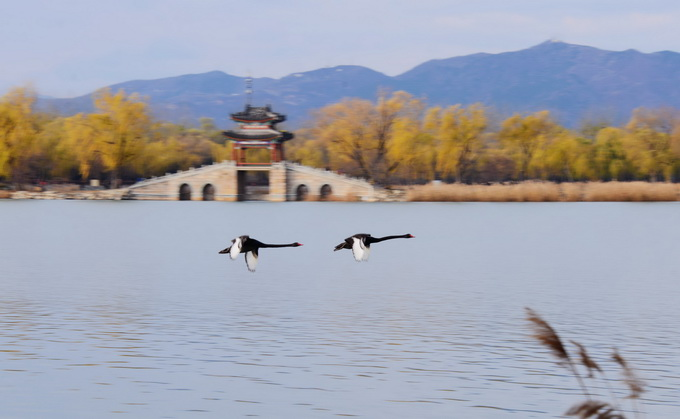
[223,129,293,142]
[230,104,286,124]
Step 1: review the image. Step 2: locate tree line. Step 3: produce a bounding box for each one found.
[3,86,680,188]
[287,91,680,184]
[0,87,231,188]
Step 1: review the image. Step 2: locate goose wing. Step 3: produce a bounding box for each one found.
[334,237,353,251]
[219,237,237,255]
[351,236,370,262]
[229,236,247,260]
[245,248,259,272]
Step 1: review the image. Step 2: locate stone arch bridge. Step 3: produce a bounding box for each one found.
[126,161,386,202]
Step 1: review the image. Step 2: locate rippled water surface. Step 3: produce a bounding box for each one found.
[1,200,679,418]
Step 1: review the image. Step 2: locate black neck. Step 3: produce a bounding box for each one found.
[260,243,299,248]
[370,234,410,243]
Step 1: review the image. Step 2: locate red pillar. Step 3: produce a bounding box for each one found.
[271,144,282,162]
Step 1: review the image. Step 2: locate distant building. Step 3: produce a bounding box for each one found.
[223,104,294,165]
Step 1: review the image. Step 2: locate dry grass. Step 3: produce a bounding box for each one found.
[583,181,679,202]
[526,308,646,419]
[406,181,680,202]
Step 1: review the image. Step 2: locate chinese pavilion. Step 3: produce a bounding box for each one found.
[222,104,294,165]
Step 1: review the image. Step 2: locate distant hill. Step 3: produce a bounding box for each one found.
[38,41,680,128]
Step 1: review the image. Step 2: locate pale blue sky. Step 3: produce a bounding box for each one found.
[3,0,680,98]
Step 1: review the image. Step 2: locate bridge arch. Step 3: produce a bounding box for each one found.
[295,184,309,201]
[320,184,332,201]
[202,184,215,201]
[127,161,381,201]
[179,183,192,200]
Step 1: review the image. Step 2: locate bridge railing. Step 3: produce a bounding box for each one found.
[128,161,236,189]
[236,162,271,167]
[283,162,379,189]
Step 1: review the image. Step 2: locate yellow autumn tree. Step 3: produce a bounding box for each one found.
[137,138,195,176]
[499,111,562,180]
[60,89,153,186]
[62,112,102,180]
[0,87,39,184]
[138,122,223,177]
[623,107,680,181]
[285,127,329,168]
[310,91,422,183]
[593,127,631,180]
[210,140,233,164]
[543,132,594,181]
[90,89,153,187]
[31,117,72,181]
[388,113,436,182]
[425,104,487,183]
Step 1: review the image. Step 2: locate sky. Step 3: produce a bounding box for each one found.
[3,0,680,98]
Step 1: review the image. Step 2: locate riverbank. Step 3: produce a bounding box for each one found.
[406,181,680,202]
[1,189,130,200]
[3,181,680,202]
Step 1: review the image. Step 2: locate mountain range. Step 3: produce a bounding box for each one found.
[39,41,680,129]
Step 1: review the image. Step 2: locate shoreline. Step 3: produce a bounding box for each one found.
[2,181,680,202]
[0,189,130,200]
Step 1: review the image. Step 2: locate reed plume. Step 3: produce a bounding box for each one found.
[525,307,591,398]
[572,340,602,378]
[526,307,571,363]
[565,400,624,419]
[612,349,645,399]
[525,308,647,419]
[573,340,623,412]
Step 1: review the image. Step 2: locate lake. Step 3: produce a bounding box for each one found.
[0,200,679,418]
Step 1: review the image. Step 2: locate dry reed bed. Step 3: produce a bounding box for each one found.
[407,181,680,202]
